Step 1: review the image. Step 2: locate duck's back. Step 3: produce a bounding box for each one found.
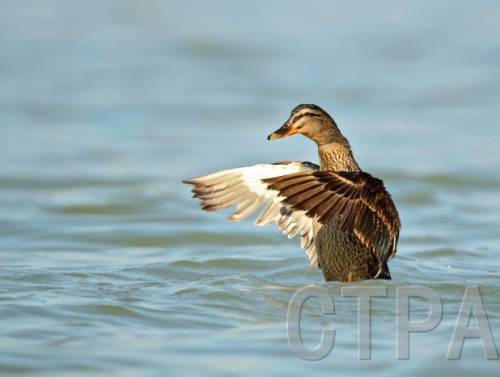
[315,221,390,281]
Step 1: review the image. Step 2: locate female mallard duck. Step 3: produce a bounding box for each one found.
[183,104,400,282]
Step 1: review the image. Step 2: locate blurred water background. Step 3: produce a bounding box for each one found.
[0,0,499,376]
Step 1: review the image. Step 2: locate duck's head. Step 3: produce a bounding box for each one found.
[268,104,346,146]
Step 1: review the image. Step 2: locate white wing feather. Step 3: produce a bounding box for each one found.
[184,162,320,267]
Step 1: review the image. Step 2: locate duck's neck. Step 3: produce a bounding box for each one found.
[318,142,361,172]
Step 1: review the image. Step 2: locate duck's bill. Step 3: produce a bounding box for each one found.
[267,124,297,140]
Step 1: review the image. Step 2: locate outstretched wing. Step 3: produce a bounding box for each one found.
[264,171,400,263]
[183,161,321,267]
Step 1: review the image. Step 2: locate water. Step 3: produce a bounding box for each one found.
[1,1,499,375]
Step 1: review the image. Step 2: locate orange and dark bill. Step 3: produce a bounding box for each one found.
[267,123,297,140]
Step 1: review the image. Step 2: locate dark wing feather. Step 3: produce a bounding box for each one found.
[264,171,400,263]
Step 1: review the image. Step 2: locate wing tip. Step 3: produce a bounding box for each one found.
[201,204,218,212]
[228,215,244,222]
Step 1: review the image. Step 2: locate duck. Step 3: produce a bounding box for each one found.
[183,104,400,282]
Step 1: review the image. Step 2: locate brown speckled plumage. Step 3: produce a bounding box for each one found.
[183,104,400,282]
